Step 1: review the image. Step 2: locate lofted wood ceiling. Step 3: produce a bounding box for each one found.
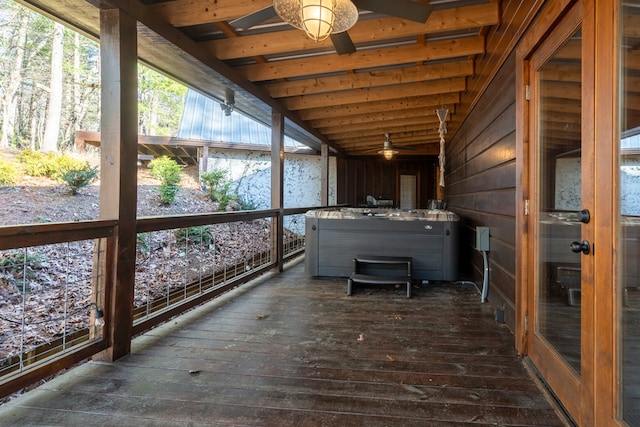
[18,0,501,158]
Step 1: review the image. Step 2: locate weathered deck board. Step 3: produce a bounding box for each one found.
[0,260,566,426]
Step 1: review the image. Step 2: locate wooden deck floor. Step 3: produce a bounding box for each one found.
[0,260,566,426]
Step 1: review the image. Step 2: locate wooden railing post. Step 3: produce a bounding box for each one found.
[271,112,284,271]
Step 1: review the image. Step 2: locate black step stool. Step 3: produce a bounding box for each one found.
[347,255,412,298]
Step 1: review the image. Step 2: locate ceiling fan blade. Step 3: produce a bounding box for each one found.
[353,0,433,23]
[230,5,276,30]
[331,32,356,55]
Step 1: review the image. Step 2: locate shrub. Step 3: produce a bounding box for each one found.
[149,156,183,205]
[214,182,239,211]
[60,163,99,195]
[0,158,20,185]
[201,169,227,192]
[18,150,58,177]
[53,154,88,178]
[0,251,46,293]
[237,195,258,211]
[174,226,213,247]
[18,150,88,180]
[201,169,241,211]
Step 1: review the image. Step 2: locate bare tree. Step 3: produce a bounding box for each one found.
[0,9,28,148]
[42,22,64,152]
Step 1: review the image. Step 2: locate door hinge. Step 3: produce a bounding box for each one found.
[524,199,529,216]
[525,84,531,101]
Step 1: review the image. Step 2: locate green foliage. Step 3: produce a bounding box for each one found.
[174,226,213,247]
[0,250,46,293]
[200,169,227,191]
[214,182,238,211]
[138,65,188,136]
[54,153,88,176]
[149,156,183,205]
[136,233,150,254]
[237,195,258,211]
[60,163,98,194]
[18,149,58,177]
[201,168,244,211]
[0,158,20,185]
[18,150,88,180]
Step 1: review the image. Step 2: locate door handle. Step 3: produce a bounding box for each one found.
[566,209,591,224]
[570,240,590,255]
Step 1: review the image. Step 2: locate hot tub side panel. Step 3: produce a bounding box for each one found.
[305,217,458,281]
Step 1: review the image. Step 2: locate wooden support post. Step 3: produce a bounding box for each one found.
[98,8,138,361]
[321,142,329,206]
[271,112,284,271]
[200,145,209,179]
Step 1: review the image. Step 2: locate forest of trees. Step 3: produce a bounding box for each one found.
[0,0,187,153]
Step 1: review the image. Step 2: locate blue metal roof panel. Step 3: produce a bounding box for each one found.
[178,89,302,147]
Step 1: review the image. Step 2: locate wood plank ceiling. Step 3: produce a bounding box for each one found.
[21,0,501,158]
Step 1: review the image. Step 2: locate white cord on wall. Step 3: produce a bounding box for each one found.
[481,250,489,303]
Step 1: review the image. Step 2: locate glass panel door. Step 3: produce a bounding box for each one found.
[535,28,583,373]
[619,1,640,423]
[526,4,589,420]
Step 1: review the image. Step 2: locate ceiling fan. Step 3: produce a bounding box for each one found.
[231,0,433,55]
[371,133,416,160]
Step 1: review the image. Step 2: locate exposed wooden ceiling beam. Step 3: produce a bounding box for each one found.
[239,36,485,82]
[284,78,467,110]
[310,107,446,129]
[297,93,460,121]
[206,3,500,60]
[330,124,440,141]
[337,132,440,148]
[264,60,473,98]
[321,115,440,135]
[146,0,272,27]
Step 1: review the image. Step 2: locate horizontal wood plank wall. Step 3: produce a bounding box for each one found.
[337,157,438,208]
[446,53,517,329]
[445,0,545,333]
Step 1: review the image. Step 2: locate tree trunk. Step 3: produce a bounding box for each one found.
[0,10,29,149]
[42,22,65,152]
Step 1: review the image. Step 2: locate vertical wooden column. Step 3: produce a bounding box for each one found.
[98,8,138,361]
[321,142,329,206]
[271,112,284,271]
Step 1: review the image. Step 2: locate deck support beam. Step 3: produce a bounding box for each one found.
[321,142,329,205]
[98,7,138,361]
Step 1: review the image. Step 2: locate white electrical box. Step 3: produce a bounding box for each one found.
[475,227,490,251]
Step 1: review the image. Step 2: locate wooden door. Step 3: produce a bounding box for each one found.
[523,2,595,422]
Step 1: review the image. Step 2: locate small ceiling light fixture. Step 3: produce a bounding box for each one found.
[378,134,398,160]
[274,0,358,42]
[220,88,235,116]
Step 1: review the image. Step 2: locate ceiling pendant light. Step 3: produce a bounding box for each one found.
[274,0,358,42]
[378,135,398,160]
[301,0,335,42]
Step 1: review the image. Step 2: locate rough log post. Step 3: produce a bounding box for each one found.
[97,8,138,361]
[271,112,284,271]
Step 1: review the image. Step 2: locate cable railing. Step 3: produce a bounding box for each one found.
[0,220,116,394]
[0,206,329,398]
[132,211,278,328]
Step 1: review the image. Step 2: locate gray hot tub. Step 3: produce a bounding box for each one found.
[304,208,459,281]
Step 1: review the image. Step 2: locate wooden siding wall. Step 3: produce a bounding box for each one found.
[446,52,518,330]
[337,157,438,208]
